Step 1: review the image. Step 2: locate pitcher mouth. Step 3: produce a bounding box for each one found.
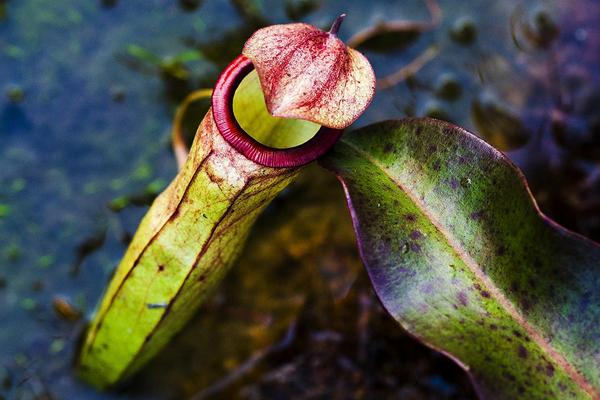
[212,55,343,168]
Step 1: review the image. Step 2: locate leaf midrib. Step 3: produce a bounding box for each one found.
[339,138,596,398]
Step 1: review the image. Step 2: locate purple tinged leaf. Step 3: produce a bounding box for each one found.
[321,118,600,400]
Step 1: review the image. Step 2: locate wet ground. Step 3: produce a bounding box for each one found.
[0,0,598,399]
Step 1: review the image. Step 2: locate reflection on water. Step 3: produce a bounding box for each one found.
[0,0,598,398]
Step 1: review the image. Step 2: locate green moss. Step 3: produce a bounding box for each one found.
[108,196,129,212]
[83,181,100,195]
[37,254,55,269]
[3,44,25,59]
[20,298,37,310]
[145,179,166,194]
[0,204,11,218]
[50,339,66,354]
[9,179,26,193]
[3,244,21,262]
[132,163,153,181]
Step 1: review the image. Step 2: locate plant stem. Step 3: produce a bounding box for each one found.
[329,13,346,35]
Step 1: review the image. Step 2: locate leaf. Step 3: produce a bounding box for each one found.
[242,19,375,129]
[320,119,600,399]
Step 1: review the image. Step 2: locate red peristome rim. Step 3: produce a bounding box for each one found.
[212,54,343,168]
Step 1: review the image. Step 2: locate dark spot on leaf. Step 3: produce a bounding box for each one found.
[428,144,437,154]
[502,372,516,382]
[157,264,165,272]
[404,213,417,222]
[513,330,522,338]
[449,178,459,189]
[470,210,486,220]
[384,143,394,153]
[457,291,468,306]
[410,230,422,240]
[558,383,567,392]
[147,303,168,309]
[481,290,490,298]
[536,364,544,373]
[518,345,528,359]
[545,364,555,377]
[409,242,421,253]
[490,324,498,330]
[432,159,441,171]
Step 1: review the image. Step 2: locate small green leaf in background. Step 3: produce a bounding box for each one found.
[321,119,599,400]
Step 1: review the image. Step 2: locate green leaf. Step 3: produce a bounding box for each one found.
[321,119,600,399]
[125,44,163,66]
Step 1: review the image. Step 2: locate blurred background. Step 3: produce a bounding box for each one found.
[0,0,598,399]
